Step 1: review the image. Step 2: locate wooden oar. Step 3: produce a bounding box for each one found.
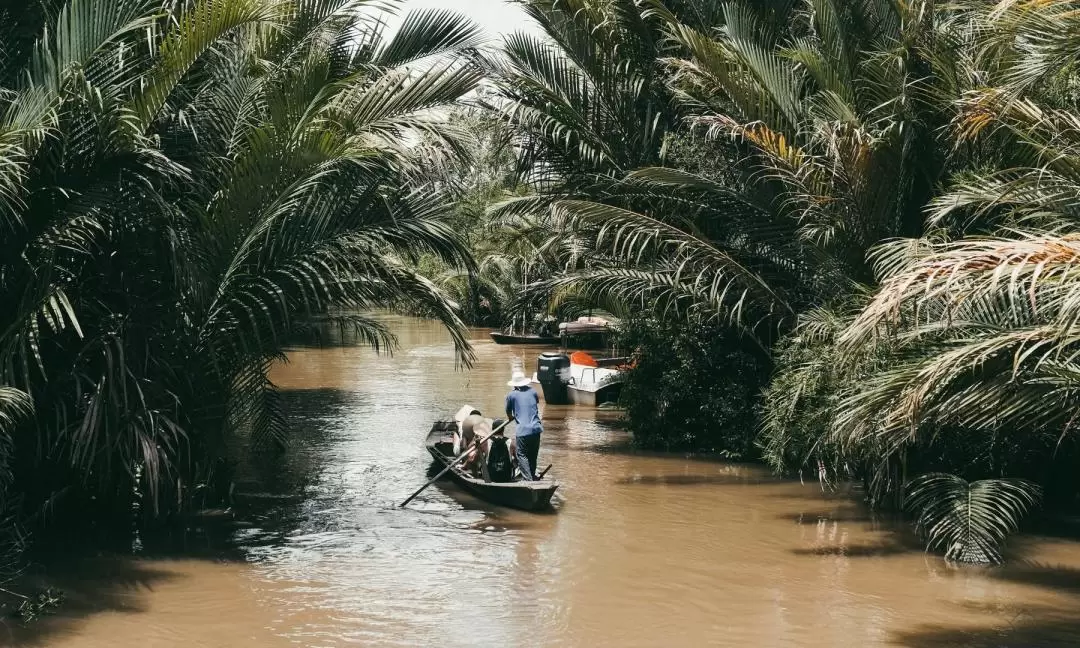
[399,417,513,508]
[537,464,553,480]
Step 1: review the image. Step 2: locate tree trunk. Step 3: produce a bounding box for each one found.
[468,270,482,326]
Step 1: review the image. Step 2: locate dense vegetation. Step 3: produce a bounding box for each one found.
[5,0,1080,570]
[0,0,483,579]
[617,318,767,457]
[486,0,1080,563]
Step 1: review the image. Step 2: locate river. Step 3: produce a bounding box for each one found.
[7,315,1080,647]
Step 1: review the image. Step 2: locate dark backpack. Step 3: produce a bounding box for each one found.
[487,437,513,483]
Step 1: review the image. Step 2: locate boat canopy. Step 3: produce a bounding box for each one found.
[570,351,598,367]
[559,317,612,335]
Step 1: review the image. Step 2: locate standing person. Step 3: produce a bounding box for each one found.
[505,369,543,480]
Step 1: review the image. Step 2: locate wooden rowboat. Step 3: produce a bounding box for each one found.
[489,332,560,345]
[425,422,558,511]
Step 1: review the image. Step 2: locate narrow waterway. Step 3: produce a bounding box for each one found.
[8,316,1080,647]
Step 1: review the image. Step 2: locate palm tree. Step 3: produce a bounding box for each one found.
[489,0,681,186]
[492,0,951,342]
[438,236,558,328]
[826,3,1080,481]
[483,0,702,325]
[421,106,541,327]
[0,0,483,523]
[1,0,284,517]
[758,0,1080,543]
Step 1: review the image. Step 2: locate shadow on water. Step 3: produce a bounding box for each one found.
[895,609,1080,647]
[892,560,1080,646]
[766,484,867,500]
[614,473,774,486]
[781,502,926,558]
[3,387,368,646]
[1,558,180,647]
[992,561,1080,595]
[781,508,877,525]
[539,437,629,455]
[790,541,916,558]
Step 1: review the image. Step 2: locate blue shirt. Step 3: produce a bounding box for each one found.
[505,387,542,437]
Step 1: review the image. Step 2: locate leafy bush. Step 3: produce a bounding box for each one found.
[759,313,847,478]
[0,389,31,582]
[758,307,890,490]
[616,319,769,456]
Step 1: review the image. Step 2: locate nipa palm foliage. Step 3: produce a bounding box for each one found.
[490,0,1079,559]
[0,387,31,581]
[484,0,717,325]
[439,242,556,329]
[494,0,950,342]
[821,4,1080,483]
[906,473,1041,564]
[420,106,557,328]
[0,0,482,522]
[489,0,680,185]
[758,0,1080,546]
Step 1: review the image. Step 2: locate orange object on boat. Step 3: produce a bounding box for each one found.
[569,351,598,367]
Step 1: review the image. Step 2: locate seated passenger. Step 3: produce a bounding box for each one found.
[483,419,513,483]
[459,412,492,477]
[453,404,481,455]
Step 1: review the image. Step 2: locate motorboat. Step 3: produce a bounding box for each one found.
[536,351,627,406]
[558,316,614,350]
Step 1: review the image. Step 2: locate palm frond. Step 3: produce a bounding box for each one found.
[906,473,1041,564]
[0,387,32,436]
[374,8,485,67]
[27,0,161,93]
[550,199,794,320]
[133,0,284,127]
[0,86,57,227]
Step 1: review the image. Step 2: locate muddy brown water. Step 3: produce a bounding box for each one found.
[7,315,1080,647]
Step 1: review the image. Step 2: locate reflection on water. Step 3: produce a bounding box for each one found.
[9,315,1080,647]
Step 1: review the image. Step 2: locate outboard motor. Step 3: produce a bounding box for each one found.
[537,352,570,404]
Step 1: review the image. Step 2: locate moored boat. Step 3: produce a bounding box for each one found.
[490,332,561,345]
[535,351,626,406]
[566,351,624,406]
[425,422,558,511]
[558,316,614,350]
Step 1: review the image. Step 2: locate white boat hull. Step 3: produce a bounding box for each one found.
[568,381,622,406]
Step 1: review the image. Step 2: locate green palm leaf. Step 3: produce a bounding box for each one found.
[905,473,1041,564]
[549,199,794,320]
[374,8,485,67]
[27,0,161,92]
[133,0,285,127]
[0,387,31,436]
